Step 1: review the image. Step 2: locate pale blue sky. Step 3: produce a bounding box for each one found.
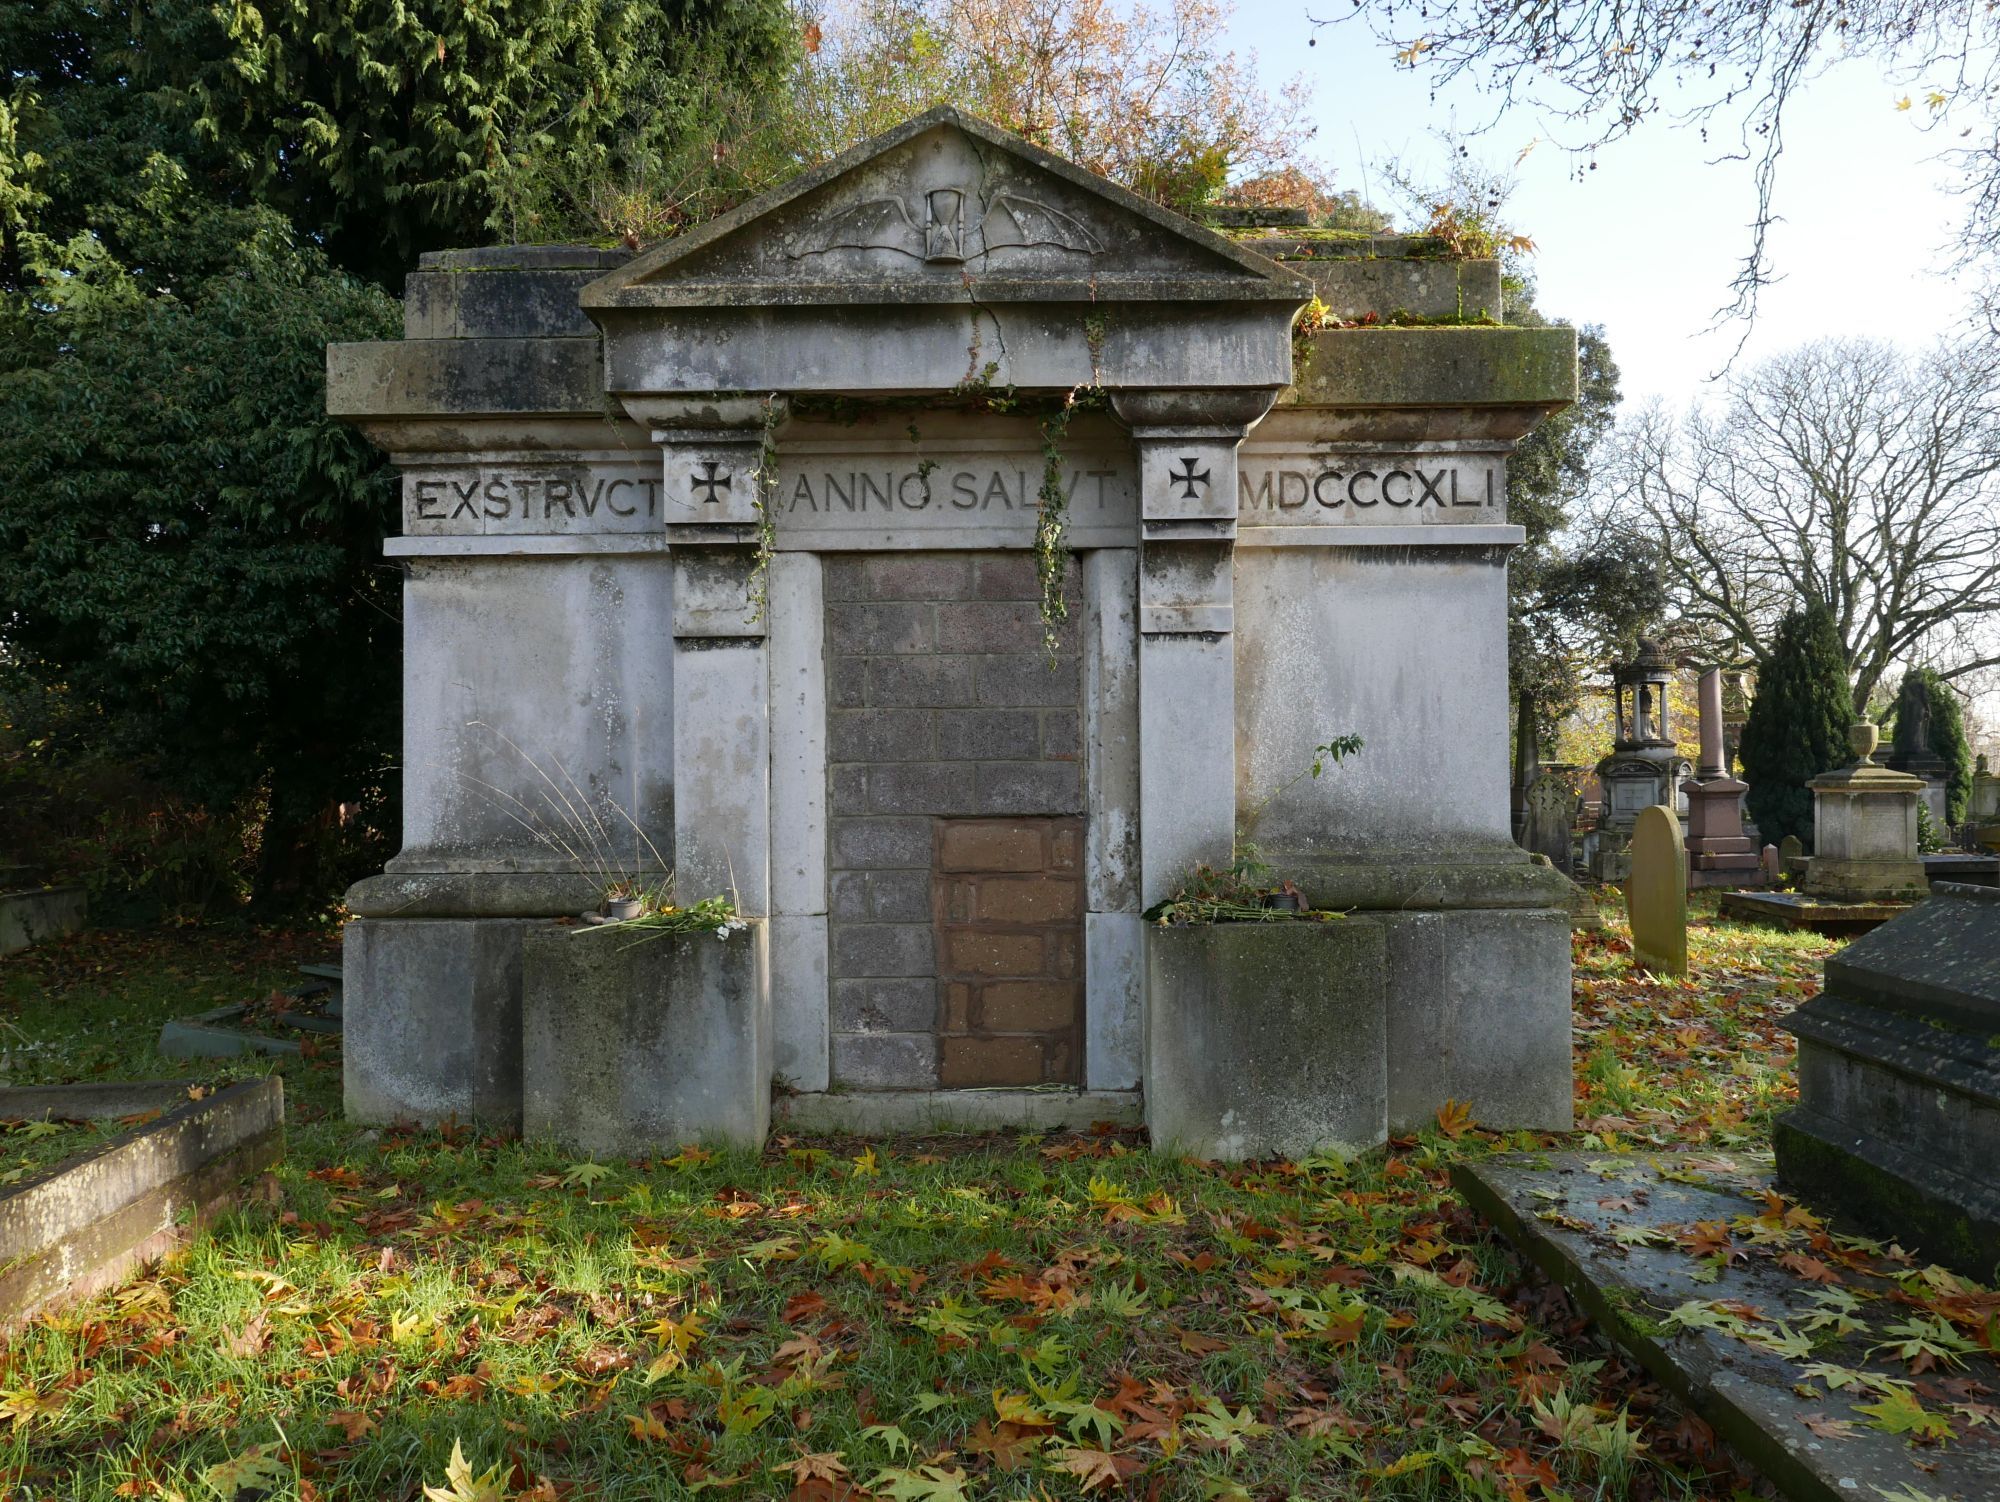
[1224,7,1978,406]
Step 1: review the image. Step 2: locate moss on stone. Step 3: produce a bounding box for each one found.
[1284,325,1576,410]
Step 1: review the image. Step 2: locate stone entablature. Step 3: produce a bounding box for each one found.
[329,107,1579,1155]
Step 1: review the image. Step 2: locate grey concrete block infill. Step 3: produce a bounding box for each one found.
[831,1031,940,1088]
[829,817,933,869]
[522,921,769,1153]
[1146,921,1388,1161]
[0,1077,283,1330]
[344,917,542,1130]
[830,922,935,978]
[937,709,1040,761]
[833,977,938,1033]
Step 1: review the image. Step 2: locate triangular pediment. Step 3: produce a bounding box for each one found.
[583,107,1307,308]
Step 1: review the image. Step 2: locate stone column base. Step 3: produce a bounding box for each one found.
[1146,922,1388,1161]
[521,922,770,1153]
[1803,857,1929,902]
[344,917,549,1130]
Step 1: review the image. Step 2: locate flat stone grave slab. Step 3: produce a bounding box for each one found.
[0,1077,284,1328]
[1456,1150,2000,1502]
[1720,890,1916,936]
[159,987,342,1059]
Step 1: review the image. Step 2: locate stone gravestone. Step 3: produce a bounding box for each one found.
[1521,776,1577,876]
[326,106,1580,1157]
[1760,844,1780,883]
[1779,834,1805,874]
[1883,671,1951,828]
[1777,883,2000,1275]
[1625,804,1688,976]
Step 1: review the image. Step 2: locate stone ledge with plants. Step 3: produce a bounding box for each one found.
[1144,735,1363,925]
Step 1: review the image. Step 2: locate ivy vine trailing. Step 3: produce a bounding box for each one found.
[1033,383,1104,661]
[745,392,784,624]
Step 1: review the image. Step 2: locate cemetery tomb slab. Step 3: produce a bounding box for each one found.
[0,1078,284,1330]
[1458,1152,2000,1502]
[1718,890,1914,936]
[1775,882,2000,1276]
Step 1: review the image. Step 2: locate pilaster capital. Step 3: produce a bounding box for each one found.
[629,395,786,536]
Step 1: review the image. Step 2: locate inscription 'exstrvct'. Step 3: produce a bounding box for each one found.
[410,471,662,524]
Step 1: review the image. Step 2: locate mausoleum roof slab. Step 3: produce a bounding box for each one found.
[582,108,1309,400]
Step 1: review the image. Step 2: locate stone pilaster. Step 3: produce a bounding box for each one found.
[628,397,785,916]
[1113,391,1273,904]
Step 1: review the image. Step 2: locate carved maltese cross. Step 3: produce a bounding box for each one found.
[1168,456,1212,499]
[689,461,732,503]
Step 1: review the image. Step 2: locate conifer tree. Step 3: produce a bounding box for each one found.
[1738,600,1853,850]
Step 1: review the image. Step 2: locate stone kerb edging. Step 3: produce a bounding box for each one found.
[0,1077,284,1329]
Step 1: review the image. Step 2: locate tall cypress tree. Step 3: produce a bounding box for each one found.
[1739,600,1853,850]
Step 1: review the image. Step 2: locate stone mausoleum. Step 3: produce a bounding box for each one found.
[330,108,1578,1159]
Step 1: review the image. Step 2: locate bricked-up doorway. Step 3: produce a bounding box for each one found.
[824,552,1085,1089]
[935,818,1082,1085]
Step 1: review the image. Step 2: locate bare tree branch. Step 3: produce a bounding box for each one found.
[1313,0,2000,328]
[1596,336,2000,710]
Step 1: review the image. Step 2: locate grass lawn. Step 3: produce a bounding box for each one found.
[0,899,1867,1500]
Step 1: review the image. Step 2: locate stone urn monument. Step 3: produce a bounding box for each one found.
[1802,722,1928,903]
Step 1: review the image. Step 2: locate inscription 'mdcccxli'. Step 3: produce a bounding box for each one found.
[411,471,662,523]
[1239,464,1497,512]
[783,466,1124,514]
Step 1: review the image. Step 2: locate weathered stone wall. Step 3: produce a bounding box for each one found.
[823,553,1085,1088]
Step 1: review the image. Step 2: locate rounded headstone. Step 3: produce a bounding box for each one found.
[1625,804,1688,976]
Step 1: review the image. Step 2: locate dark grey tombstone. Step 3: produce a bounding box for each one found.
[1521,776,1577,876]
[1775,883,2000,1277]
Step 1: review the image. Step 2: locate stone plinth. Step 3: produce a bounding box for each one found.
[344,917,546,1130]
[1146,921,1387,1161]
[1681,774,1760,888]
[1971,762,1999,851]
[1775,883,2000,1278]
[521,922,770,1154]
[1682,668,1760,888]
[1804,723,1928,903]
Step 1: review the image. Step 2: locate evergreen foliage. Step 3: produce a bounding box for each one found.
[1889,667,1975,824]
[1738,601,1853,849]
[1508,323,1662,739]
[0,0,797,911]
